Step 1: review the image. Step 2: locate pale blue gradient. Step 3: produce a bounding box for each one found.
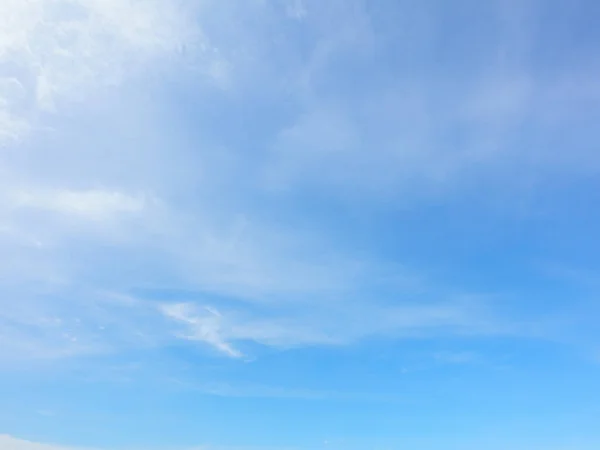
[1,1,600,449]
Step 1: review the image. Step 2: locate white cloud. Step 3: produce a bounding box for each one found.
[0,0,586,369]
[0,2,599,449]
[160,302,243,358]
[285,0,307,20]
[0,436,296,450]
[10,188,147,220]
[158,298,512,358]
[0,0,201,141]
[0,435,86,450]
[252,1,600,200]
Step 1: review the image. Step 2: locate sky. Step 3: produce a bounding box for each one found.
[1,0,600,449]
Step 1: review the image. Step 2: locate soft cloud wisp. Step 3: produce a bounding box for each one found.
[2,1,600,450]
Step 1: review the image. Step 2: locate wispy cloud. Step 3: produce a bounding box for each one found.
[0,435,86,450]
[168,379,399,403]
[0,0,203,141]
[0,0,597,420]
[0,435,304,450]
[158,296,519,358]
[160,302,243,358]
[9,188,147,220]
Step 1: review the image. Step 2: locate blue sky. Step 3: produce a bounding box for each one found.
[1,0,600,449]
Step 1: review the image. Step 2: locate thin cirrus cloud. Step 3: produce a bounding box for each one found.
[158,297,512,358]
[0,435,88,450]
[0,436,284,450]
[0,0,594,363]
[9,188,147,220]
[3,433,600,450]
[0,4,598,442]
[6,4,600,450]
[0,0,202,135]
